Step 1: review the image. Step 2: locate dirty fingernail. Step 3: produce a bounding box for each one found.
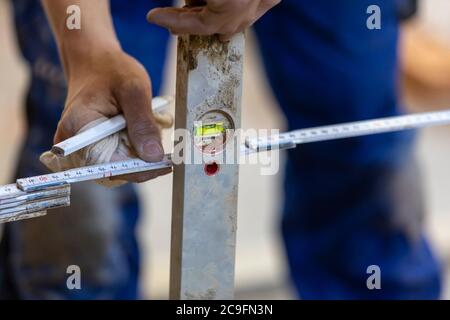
[143,140,164,162]
[146,9,160,23]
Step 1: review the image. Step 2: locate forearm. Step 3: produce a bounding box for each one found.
[41,0,121,79]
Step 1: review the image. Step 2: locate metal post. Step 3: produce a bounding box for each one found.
[170,33,245,300]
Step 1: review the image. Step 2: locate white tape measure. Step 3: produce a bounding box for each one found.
[245,109,450,151]
[2,108,450,223]
[16,156,173,192]
[51,96,173,157]
[0,185,71,223]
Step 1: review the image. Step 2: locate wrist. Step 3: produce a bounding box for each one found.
[59,36,122,79]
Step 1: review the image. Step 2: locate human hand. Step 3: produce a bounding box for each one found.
[147,0,281,41]
[54,48,172,182]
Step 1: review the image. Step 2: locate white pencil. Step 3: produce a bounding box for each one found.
[51,96,173,157]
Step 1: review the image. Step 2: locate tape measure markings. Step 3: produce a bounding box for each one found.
[246,110,450,150]
[2,108,450,222]
[17,156,173,192]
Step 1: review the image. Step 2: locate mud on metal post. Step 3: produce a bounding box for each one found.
[170,31,245,300]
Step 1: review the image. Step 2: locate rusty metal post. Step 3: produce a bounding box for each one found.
[170,33,245,300]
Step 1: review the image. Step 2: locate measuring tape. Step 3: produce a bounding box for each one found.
[51,96,173,157]
[0,184,71,223]
[1,108,450,223]
[16,156,173,192]
[246,109,450,151]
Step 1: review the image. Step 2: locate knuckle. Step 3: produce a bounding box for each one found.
[119,77,150,99]
[77,90,100,107]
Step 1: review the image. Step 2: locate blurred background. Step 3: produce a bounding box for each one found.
[1,0,450,299]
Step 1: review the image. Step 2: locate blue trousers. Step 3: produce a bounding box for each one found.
[253,0,441,299]
[0,0,441,299]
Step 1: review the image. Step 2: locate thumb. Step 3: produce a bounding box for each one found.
[117,81,164,162]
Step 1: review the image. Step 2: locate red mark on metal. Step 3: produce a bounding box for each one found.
[204,162,219,176]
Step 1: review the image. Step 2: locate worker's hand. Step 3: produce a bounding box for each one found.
[54,48,171,182]
[147,0,281,41]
